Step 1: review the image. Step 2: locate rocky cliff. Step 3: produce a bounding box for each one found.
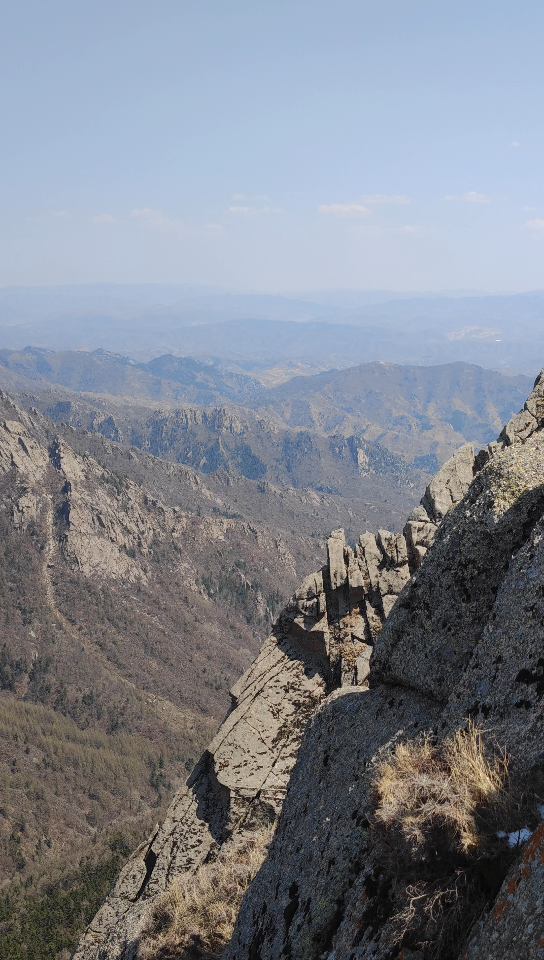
[74,370,544,960]
[0,388,349,890]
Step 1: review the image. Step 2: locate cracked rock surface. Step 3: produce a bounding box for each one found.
[226,369,544,960]
[76,368,544,960]
[73,425,481,959]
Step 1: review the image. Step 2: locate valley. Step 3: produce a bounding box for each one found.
[0,345,534,958]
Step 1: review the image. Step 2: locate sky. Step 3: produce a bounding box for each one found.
[1,0,544,293]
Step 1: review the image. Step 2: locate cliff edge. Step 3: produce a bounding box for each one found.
[75,370,544,960]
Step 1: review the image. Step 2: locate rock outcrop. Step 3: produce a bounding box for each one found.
[75,369,544,960]
[462,822,544,960]
[72,428,482,958]
[226,372,544,958]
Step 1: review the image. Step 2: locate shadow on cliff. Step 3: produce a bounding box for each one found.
[187,750,232,844]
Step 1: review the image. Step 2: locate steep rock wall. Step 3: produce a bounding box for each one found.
[227,371,544,959]
[73,441,479,958]
[75,368,544,960]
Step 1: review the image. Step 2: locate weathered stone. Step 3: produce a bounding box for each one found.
[327,528,348,590]
[500,367,544,446]
[441,493,544,767]
[422,442,475,522]
[76,370,544,960]
[372,436,544,701]
[460,822,544,960]
[225,687,439,960]
[403,443,477,571]
[0,415,49,484]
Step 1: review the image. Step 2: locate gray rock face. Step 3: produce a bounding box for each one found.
[73,522,415,960]
[76,368,544,960]
[404,441,476,569]
[226,687,439,960]
[226,373,544,960]
[461,822,544,960]
[372,435,544,701]
[499,366,544,446]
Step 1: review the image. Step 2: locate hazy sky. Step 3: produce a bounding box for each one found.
[2,1,544,292]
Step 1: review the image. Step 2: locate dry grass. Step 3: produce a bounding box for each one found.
[371,724,515,959]
[374,724,509,865]
[139,830,271,960]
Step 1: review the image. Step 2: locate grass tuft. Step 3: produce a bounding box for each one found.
[370,723,527,960]
[373,724,508,866]
[139,829,271,960]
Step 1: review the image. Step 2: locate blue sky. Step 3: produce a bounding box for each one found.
[1,0,544,291]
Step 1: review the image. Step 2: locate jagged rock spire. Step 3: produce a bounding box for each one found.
[72,444,483,960]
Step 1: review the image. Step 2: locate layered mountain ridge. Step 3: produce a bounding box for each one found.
[2,285,544,375]
[0,348,532,491]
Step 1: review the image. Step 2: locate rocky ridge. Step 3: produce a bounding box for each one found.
[75,368,544,960]
[224,376,544,957]
[70,361,535,958]
[0,389,353,887]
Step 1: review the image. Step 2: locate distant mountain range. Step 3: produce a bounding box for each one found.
[0,347,531,486]
[0,285,543,374]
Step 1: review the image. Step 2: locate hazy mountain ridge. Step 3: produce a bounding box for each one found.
[0,347,262,406]
[251,360,532,462]
[0,285,543,373]
[0,349,531,480]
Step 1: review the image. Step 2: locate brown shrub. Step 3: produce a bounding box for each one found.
[371,724,520,960]
[373,724,509,869]
[139,830,271,960]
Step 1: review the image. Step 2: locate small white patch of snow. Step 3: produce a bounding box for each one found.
[507,828,532,847]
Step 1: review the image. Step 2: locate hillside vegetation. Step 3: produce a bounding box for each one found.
[0,389,422,912]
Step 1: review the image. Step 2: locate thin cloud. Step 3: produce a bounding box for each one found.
[463,191,491,204]
[232,193,268,202]
[53,210,71,219]
[196,222,225,233]
[510,141,521,147]
[527,218,544,232]
[360,194,410,205]
[91,214,118,224]
[358,223,433,237]
[318,203,372,218]
[132,207,162,220]
[226,205,283,215]
[131,208,183,227]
